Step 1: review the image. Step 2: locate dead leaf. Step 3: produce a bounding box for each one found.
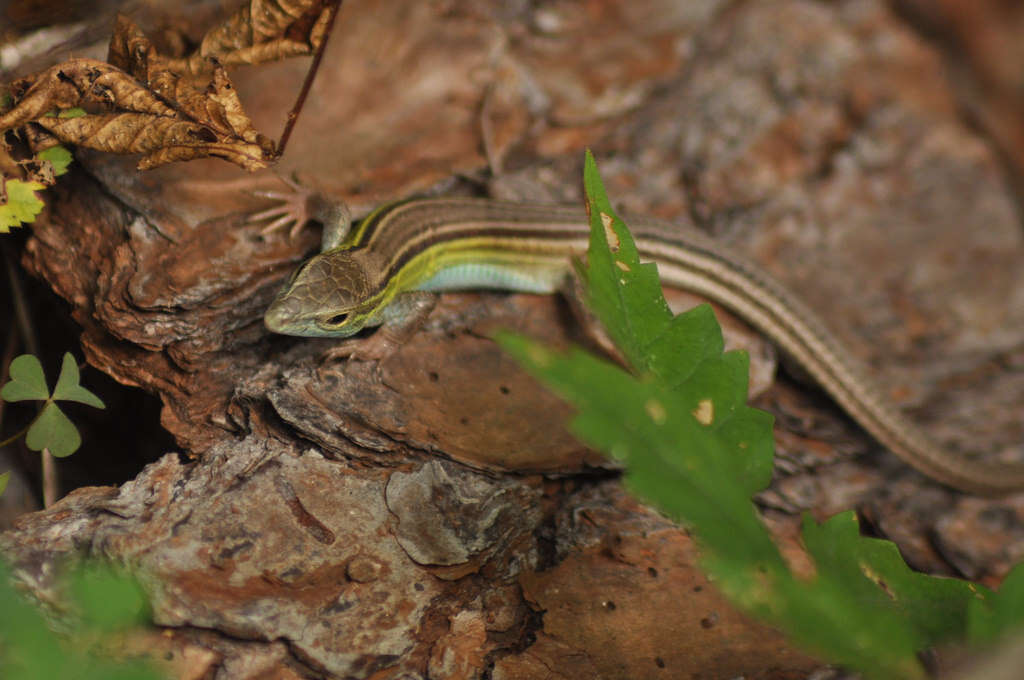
[166,0,336,74]
[1,60,169,131]
[1,15,277,172]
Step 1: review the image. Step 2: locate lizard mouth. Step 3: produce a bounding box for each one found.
[263,292,308,335]
[263,302,294,334]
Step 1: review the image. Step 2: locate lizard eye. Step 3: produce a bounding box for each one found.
[324,312,349,327]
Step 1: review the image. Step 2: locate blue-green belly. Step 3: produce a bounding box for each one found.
[415,260,569,294]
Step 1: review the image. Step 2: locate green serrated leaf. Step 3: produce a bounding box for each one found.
[69,564,150,631]
[52,353,105,408]
[37,146,73,176]
[0,471,9,496]
[1,354,51,401]
[498,151,958,680]
[498,332,782,566]
[968,562,1024,644]
[580,150,673,370]
[714,403,775,495]
[500,324,928,680]
[642,305,724,388]
[0,178,46,232]
[802,512,981,649]
[26,402,81,457]
[709,556,927,680]
[577,150,776,491]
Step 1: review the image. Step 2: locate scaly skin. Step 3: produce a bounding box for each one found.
[261,193,1024,496]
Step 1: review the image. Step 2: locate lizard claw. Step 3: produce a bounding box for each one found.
[249,178,354,249]
[316,336,400,385]
[319,333,401,364]
[248,175,316,240]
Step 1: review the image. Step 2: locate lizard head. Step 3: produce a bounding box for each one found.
[264,251,377,338]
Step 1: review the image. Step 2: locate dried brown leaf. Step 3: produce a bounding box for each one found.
[0,135,63,188]
[0,142,21,178]
[134,139,270,171]
[33,113,268,171]
[167,0,335,73]
[22,158,56,186]
[2,16,277,171]
[106,12,157,77]
[0,59,174,132]
[109,13,196,102]
[21,124,63,152]
[206,65,265,146]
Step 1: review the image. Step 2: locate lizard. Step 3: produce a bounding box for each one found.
[255,185,1024,496]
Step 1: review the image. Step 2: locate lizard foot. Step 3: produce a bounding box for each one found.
[250,176,353,250]
[248,174,316,240]
[319,332,402,364]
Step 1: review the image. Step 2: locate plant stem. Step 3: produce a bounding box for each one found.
[0,322,17,444]
[0,422,32,448]
[2,243,37,356]
[41,447,56,508]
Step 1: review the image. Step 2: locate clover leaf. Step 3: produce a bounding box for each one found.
[1,353,105,457]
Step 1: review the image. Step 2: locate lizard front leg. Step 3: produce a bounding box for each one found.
[250,176,353,251]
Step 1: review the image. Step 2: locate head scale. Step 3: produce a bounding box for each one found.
[264,252,374,337]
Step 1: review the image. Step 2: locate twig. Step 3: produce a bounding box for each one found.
[2,243,37,356]
[0,423,31,448]
[0,322,18,443]
[479,84,502,177]
[277,0,343,157]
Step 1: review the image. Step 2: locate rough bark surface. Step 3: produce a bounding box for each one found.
[2,0,1023,678]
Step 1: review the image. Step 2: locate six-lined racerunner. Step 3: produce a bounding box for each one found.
[259,189,1024,496]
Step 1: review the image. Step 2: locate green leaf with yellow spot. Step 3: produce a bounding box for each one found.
[495,151,1012,680]
[801,511,980,647]
[1,179,46,232]
[968,563,1024,644]
[499,333,781,565]
[578,150,775,492]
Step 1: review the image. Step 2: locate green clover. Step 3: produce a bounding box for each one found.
[1,353,105,457]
